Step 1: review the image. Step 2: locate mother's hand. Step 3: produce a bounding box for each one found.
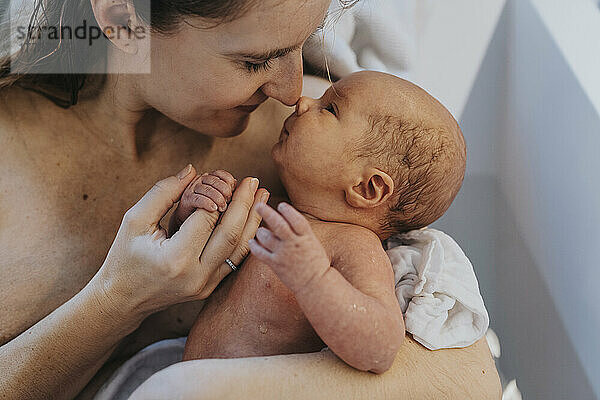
[90,164,268,321]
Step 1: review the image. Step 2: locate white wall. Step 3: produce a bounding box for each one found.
[437,0,600,398]
[424,0,600,398]
[501,0,600,395]
[412,0,505,145]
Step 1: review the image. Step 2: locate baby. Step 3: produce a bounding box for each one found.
[170,71,466,374]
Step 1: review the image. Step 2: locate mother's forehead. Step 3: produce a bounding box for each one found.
[232,0,328,32]
[211,0,329,53]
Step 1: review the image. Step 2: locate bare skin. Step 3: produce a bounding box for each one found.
[182,210,404,373]
[0,85,283,399]
[0,0,500,393]
[1,2,331,396]
[132,337,499,400]
[0,77,500,399]
[177,72,467,379]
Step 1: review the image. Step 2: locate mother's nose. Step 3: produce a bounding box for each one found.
[260,52,303,106]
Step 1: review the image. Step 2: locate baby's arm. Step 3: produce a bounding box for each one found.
[168,169,237,237]
[250,203,405,374]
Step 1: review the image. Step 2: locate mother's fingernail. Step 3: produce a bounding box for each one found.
[261,191,270,203]
[250,178,259,191]
[177,164,192,180]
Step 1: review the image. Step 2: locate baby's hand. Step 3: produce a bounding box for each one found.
[168,170,237,236]
[249,202,330,294]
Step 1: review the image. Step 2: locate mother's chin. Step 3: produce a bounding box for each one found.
[182,108,254,138]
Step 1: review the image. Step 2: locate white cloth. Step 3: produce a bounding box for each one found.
[385,228,489,350]
[303,0,417,80]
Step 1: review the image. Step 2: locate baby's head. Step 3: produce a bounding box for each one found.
[271,71,466,239]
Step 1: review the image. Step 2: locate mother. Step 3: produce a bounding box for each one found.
[0,0,500,398]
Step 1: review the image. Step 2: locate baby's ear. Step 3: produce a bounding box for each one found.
[345,168,394,209]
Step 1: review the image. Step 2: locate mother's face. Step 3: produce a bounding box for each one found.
[138,0,331,137]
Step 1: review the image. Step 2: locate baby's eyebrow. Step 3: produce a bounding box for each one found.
[328,85,347,101]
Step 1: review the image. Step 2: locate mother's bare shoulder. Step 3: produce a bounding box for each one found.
[0,106,53,343]
[0,89,107,345]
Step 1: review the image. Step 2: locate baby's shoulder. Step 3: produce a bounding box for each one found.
[309,219,372,243]
[310,221,389,269]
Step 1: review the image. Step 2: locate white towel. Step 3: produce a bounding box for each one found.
[303,0,417,80]
[385,228,489,350]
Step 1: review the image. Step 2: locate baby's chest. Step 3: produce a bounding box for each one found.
[231,255,305,327]
[230,224,342,316]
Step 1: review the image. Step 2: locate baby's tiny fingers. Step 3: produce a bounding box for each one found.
[277,202,311,235]
[255,227,280,252]
[201,174,233,200]
[194,182,228,212]
[254,203,294,240]
[188,193,218,212]
[212,170,237,190]
[249,238,275,263]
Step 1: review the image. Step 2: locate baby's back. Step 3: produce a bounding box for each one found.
[182,219,349,360]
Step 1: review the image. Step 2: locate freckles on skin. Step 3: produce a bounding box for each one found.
[145,37,260,134]
[133,0,331,139]
[194,41,263,107]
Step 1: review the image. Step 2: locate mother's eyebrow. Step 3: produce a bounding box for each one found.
[224,12,328,62]
[227,44,301,62]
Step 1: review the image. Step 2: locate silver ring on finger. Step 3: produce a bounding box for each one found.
[225,258,238,272]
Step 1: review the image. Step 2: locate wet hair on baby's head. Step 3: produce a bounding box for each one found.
[351,112,466,236]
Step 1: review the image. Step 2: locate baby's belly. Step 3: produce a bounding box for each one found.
[183,255,325,360]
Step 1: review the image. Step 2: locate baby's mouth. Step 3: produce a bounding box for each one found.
[278,113,296,142]
[278,125,289,142]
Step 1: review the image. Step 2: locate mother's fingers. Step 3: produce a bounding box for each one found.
[124,164,197,232]
[198,189,269,299]
[225,188,270,265]
[200,177,259,268]
[198,188,269,297]
[166,207,220,257]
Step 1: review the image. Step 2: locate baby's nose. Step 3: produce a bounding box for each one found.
[295,96,312,116]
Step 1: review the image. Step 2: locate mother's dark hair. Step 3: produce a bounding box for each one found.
[0,0,256,108]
